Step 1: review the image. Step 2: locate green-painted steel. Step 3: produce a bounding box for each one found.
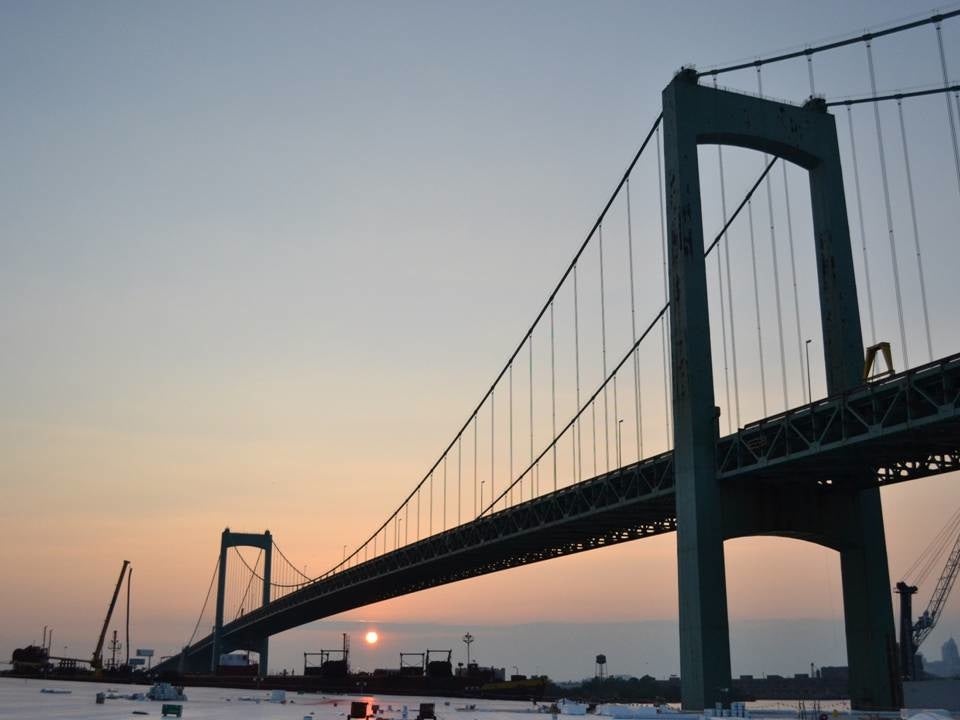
[662,69,896,710]
[210,529,272,678]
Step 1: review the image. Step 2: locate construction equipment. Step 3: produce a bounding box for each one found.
[91,560,130,671]
[896,507,960,680]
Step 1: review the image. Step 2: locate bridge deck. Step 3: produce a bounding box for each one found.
[161,353,959,671]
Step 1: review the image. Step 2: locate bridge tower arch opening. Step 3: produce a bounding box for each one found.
[662,69,897,710]
[211,528,273,678]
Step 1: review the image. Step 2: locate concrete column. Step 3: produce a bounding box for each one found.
[805,101,899,711]
[211,527,229,673]
[662,71,731,711]
[840,490,900,708]
[259,530,273,678]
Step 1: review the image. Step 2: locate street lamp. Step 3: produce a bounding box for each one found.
[462,633,474,667]
[805,339,813,402]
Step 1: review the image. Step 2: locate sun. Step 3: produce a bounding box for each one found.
[365,630,379,645]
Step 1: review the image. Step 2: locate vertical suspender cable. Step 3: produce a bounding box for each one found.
[935,21,960,198]
[896,99,933,361]
[758,66,789,410]
[443,454,447,530]
[528,336,534,500]
[712,77,733,433]
[657,127,672,447]
[626,177,644,458]
[717,142,740,428]
[591,397,598,476]
[473,415,478,518]
[490,388,495,509]
[866,39,909,369]
[405,498,409,544]
[806,49,816,96]
[846,105,877,344]
[748,199,768,416]
[781,163,806,402]
[509,363,514,504]
[550,301,557,490]
[429,471,433,535]
[574,264,582,481]
[417,486,421,540]
[457,436,461,525]
[599,225,610,472]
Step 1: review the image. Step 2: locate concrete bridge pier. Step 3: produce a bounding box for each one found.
[662,69,898,710]
[212,528,273,678]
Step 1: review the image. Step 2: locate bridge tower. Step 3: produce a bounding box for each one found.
[211,528,273,678]
[662,70,897,710]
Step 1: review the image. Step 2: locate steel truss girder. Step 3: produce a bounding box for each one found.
[164,353,959,670]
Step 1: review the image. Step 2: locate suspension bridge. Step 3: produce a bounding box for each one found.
[154,10,960,712]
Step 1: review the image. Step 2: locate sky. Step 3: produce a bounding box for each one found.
[2,0,960,681]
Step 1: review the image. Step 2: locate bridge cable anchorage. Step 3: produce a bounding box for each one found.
[551,300,558,491]
[712,76,733,433]
[699,8,960,77]
[626,177,644,459]
[866,39,909,369]
[896,98,934,362]
[747,198,768,416]
[845,105,877,344]
[934,21,960,205]
[806,48,816,96]
[656,126,672,446]
[598,224,610,473]
[781,162,807,403]
[757,66,790,411]
[574,263,582,481]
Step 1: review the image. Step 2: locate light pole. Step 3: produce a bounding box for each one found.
[462,633,474,667]
[805,339,813,402]
[617,419,624,467]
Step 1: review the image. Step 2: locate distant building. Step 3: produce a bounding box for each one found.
[923,637,960,678]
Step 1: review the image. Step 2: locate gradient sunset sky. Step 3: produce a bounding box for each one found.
[2,0,959,680]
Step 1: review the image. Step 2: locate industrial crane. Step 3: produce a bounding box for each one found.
[91,560,130,672]
[896,507,960,681]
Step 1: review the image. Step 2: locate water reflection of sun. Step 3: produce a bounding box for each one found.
[365,630,379,645]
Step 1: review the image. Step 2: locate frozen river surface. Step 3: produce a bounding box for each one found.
[0,678,555,720]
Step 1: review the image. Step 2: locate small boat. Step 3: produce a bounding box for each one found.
[40,688,72,694]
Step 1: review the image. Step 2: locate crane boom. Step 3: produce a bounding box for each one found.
[92,560,130,670]
[914,529,960,648]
